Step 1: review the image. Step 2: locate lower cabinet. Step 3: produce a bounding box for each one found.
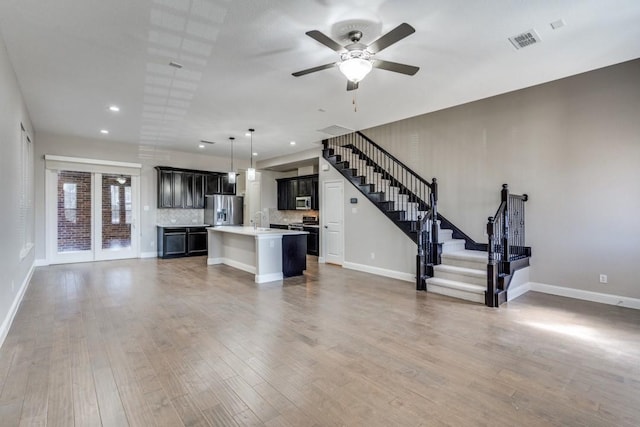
[282,234,307,277]
[303,226,319,256]
[158,226,207,258]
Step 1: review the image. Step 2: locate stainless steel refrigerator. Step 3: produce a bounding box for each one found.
[204,195,243,226]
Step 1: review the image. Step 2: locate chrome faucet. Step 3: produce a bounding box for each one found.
[253,211,266,230]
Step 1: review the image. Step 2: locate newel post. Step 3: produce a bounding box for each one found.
[486,216,498,307]
[430,178,439,265]
[416,215,427,291]
[501,184,510,269]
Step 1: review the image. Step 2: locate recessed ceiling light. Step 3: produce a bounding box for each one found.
[290,141,296,146]
[245,132,251,137]
[100,129,109,134]
[109,105,120,112]
[198,144,205,149]
[252,152,258,156]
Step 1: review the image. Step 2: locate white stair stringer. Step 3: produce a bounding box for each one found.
[426,249,488,304]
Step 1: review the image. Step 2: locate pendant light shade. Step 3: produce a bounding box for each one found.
[247,128,256,181]
[228,137,236,184]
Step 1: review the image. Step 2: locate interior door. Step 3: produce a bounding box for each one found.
[323,180,344,265]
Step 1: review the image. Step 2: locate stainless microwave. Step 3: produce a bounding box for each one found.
[295,196,311,210]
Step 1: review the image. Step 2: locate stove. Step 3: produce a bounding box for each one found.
[288,216,318,230]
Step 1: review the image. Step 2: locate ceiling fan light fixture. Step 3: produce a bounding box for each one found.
[338,54,373,83]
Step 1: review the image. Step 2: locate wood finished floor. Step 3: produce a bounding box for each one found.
[1,257,639,427]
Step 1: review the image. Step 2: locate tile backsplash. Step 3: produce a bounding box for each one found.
[157,209,205,225]
[268,208,319,225]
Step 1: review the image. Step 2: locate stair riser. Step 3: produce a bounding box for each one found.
[434,271,486,287]
[441,241,466,253]
[426,283,485,304]
[441,256,486,270]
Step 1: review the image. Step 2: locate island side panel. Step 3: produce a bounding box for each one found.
[282,234,307,277]
[255,235,283,283]
[207,229,224,265]
[221,233,257,274]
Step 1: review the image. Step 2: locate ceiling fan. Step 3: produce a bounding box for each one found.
[292,22,419,91]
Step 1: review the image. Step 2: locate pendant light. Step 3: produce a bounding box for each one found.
[247,128,256,181]
[227,136,236,184]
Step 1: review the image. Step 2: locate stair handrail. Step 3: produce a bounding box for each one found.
[486,184,529,307]
[355,131,434,190]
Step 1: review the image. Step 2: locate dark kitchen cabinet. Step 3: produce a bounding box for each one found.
[282,234,307,277]
[157,226,208,258]
[184,173,206,208]
[187,227,208,255]
[311,176,319,209]
[158,170,174,208]
[157,167,235,208]
[276,174,318,210]
[219,174,236,195]
[298,177,313,196]
[303,226,319,256]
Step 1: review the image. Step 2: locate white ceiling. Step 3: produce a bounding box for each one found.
[1,0,640,162]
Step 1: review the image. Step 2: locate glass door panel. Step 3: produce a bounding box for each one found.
[54,170,94,263]
[96,174,137,260]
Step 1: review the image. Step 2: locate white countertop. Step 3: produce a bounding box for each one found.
[157,224,210,227]
[207,226,308,237]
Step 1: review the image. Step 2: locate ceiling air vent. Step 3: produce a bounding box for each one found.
[509,29,541,50]
[317,125,354,136]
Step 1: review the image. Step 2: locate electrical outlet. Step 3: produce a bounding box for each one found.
[371,252,375,260]
[599,274,608,284]
[11,280,15,292]
[150,241,154,247]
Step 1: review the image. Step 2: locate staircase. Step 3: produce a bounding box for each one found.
[323,131,531,307]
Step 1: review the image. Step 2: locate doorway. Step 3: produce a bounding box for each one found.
[45,156,141,264]
[322,180,344,265]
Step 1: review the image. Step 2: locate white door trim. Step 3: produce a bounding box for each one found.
[45,168,141,265]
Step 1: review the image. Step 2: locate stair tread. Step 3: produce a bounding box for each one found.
[433,264,486,277]
[425,277,485,293]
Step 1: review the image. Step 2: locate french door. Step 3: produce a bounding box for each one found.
[47,169,139,264]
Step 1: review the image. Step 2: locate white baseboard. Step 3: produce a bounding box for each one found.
[528,282,640,310]
[343,261,414,283]
[507,282,531,301]
[34,258,49,267]
[140,251,157,259]
[0,262,35,349]
[208,257,256,275]
[256,272,283,283]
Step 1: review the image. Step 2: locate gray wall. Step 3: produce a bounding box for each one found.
[34,133,249,259]
[361,59,640,298]
[0,33,35,338]
[319,157,416,277]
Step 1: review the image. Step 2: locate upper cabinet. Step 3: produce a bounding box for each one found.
[156,166,235,208]
[276,174,318,210]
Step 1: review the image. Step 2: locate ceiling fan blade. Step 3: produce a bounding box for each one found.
[292,62,336,77]
[373,59,419,76]
[367,23,415,53]
[305,30,346,52]
[346,80,359,91]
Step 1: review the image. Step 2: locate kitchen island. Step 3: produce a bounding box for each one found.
[207,226,308,283]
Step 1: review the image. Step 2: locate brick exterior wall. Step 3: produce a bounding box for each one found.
[57,170,92,252]
[101,174,131,249]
